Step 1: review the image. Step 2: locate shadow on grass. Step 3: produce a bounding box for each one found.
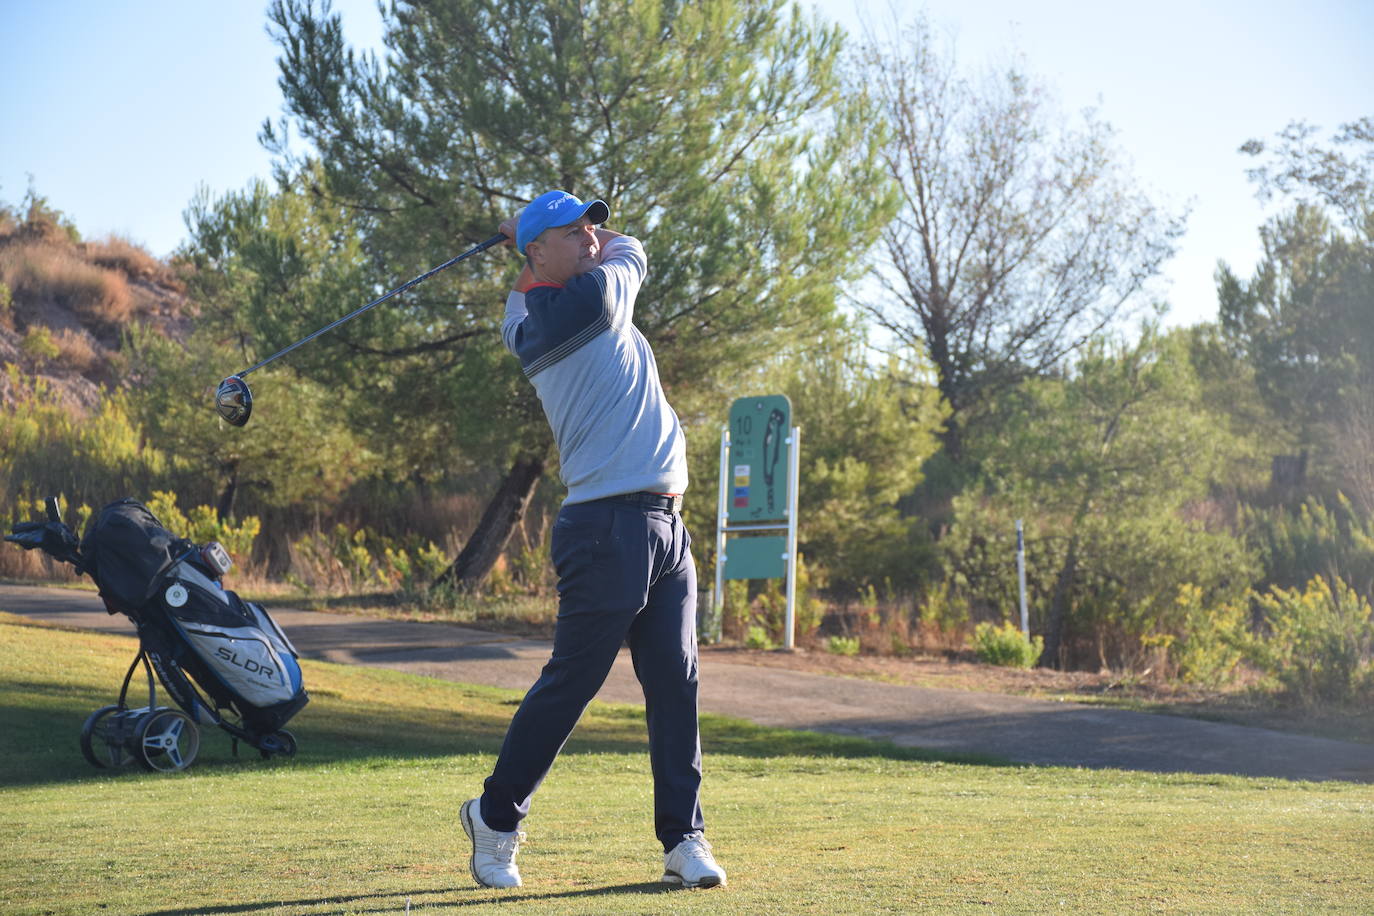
[0,658,1005,788]
[137,882,681,916]
[1,601,1003,791]
[0,690,1004,790]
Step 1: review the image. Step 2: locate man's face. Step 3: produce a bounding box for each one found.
[528,216,599,284]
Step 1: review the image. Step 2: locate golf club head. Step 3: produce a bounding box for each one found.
[215,375,253,427]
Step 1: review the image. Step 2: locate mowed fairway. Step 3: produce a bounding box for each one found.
[1,613,1371,915]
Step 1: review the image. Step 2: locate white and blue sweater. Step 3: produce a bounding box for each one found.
[501,235,687,505]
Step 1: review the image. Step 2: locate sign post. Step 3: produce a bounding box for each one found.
[710,395,800,648]
[1016,519,1029,637]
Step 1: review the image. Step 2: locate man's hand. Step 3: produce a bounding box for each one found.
[593,227,623,265]
[499,216,519,246]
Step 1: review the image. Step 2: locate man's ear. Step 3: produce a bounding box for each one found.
[524,236,545,270]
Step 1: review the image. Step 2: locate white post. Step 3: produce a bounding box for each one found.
[782,426,801,650]
[1016,519,1029,637]
[710,425,730,644]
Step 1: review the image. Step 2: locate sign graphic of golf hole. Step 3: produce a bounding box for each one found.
[726,394,791,524]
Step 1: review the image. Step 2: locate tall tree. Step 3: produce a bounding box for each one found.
[1219,119,1374,507]
[255,0,894,590]
[851,15,1183,466]
[946,327,1253,669]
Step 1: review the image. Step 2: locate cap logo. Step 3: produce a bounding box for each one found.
[546,193,576,211]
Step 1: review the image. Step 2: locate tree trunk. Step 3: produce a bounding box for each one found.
[927,308,965,466]
[1039,533,1078,668]
[937,414,964,467]
[434,453,546,592]
[216,461,239,522]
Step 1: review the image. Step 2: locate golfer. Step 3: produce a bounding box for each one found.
[460,190,726,890]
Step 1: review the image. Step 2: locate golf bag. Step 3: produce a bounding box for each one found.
[6,497,308,771]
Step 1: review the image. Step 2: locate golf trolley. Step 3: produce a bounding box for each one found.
[7,497,308,773]
[80,652,205,773]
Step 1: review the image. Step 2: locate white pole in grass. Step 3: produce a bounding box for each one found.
[709,425,730,644]
[1016,519,1029,637]
[782,425,800,650]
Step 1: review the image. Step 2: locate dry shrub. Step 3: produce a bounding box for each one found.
[53,327,102,372]
[424,492,487,546]
[0,243,133,326]
[13,213,72,246]
[83,234,161,282]
[0,543,81,583]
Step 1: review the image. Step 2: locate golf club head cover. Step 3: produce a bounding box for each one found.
[3,522,46,549]
[5,520,81,561]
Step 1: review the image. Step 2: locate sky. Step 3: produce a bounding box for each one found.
[3,1,1371,329]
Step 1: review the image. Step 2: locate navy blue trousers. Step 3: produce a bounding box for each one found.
[480,497,704,852]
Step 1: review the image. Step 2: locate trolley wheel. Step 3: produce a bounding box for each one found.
[81,705,136,769]
[135,708,200,772]
[258,730,297,760]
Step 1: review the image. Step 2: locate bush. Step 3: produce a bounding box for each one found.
[917,578,971,637]
[946,490,1257,671]
[827,635,860,657]
[717,554,825,646]
[1243,496,1374,598]
[144,491,261,569]
[289,523,447,594]
[1242,575,1374,706]
[1168,584,1247,687]
[745,625,776,650]
[0,368,166,522]
[19,190,81,244]
[52,328,101,372]
[501,535,553,595]
[972,621,1043,668]
[82,235,160,282]
[20,326,59,361]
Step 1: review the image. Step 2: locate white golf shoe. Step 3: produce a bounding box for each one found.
[460,798,525,889]
[661,832,727,888]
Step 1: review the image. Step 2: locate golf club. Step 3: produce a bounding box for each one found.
[214,233,507,427]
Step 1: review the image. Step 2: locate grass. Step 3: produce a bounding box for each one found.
[1,612,1373,914]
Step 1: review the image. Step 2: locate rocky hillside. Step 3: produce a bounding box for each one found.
[0,200,192,411]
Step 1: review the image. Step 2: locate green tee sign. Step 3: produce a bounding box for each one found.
[723,535,788,580]
[727,394,791,523]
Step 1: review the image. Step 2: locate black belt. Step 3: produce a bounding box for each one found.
[605,491,683,512]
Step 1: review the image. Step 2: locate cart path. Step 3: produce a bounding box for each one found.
[4,583,1372,783]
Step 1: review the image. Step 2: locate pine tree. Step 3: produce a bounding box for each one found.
[253,0,895,589]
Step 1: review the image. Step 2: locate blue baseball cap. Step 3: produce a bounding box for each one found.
[516,190,610,254]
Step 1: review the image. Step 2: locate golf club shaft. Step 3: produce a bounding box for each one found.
[232,233,507,378]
